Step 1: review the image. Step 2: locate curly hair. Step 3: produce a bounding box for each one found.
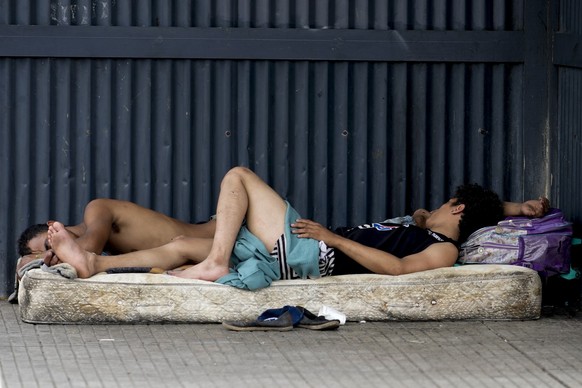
[17,223,48,257]
[453,183,504,244]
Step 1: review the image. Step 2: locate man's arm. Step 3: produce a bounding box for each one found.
[330,235,459,275]
[503,197,550,217]
[412,197,550,229]
[291,219,458,275]
[73,199,116,254]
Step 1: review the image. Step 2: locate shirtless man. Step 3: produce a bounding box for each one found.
[45,167,550,289]
[17,198,216,274]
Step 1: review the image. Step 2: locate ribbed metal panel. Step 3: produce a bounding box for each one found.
[554,0,582,228]
[0,0,554,297]
[561,0,582,33]
[0,0,523,30]
[555,68,582,226]
[0,56,527,295]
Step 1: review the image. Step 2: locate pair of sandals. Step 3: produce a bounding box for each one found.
[222,305,341,331]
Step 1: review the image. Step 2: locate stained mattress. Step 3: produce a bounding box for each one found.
[18,264,542,324]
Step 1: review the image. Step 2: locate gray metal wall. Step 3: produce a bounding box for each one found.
[0,0,562,297]
[553,0,582,229]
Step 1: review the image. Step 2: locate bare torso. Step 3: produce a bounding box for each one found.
[67,199,215,254]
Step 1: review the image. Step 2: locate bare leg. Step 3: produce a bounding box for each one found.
[170,167,287,281]
[47,222,213,278]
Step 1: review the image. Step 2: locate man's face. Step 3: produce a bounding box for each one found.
[425,199,459,227]
[27,232,49,255]
[16,232,49,277]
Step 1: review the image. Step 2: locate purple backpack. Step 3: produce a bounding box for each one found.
[458,209,572,275]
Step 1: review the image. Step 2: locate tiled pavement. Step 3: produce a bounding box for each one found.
[1,300,582,387]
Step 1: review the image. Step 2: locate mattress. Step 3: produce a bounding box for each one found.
[18,264,542,324]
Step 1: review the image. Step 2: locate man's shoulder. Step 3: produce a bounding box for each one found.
[420,241,459,263]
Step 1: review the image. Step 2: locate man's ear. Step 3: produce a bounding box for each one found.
[451,204,465,214]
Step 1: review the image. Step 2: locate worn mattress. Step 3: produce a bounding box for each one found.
[18,264,541,324]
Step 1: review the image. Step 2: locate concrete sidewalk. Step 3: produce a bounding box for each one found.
[1,300,582,388]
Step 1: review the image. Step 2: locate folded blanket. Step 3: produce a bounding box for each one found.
[9,258,77,303]
[8,257,44,304]
[41,263,77,279]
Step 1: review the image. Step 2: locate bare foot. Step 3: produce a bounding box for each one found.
[168,259,229,281]
[46,221,97,279]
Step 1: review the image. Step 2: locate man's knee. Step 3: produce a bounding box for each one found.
[222,166,256,186]
[226,166,254,178]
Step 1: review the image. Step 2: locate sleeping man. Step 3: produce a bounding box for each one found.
[18,199,215,257]
[12,199,215,302]
[43,167,550,290]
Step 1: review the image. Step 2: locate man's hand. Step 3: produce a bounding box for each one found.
[291,219,340,246]
[521,197,550,217]
[412,209,430,228]
[43,250,62,267]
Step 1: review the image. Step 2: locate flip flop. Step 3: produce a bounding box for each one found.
[296,307,340,331]
[222,310,295,331]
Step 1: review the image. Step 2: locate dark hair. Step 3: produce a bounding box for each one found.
[17,223,48,257]
[453,183,504,244]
